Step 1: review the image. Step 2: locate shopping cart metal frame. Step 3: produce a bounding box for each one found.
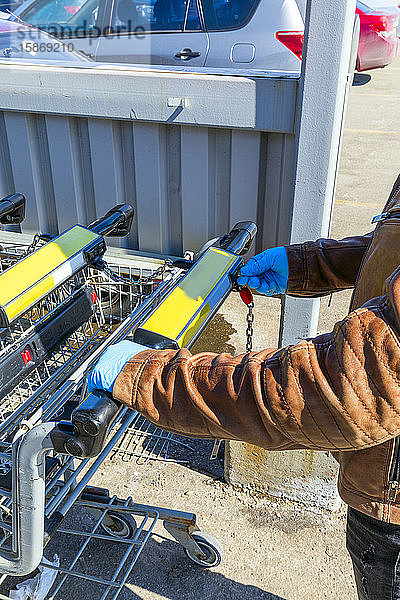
[0,220,256,599]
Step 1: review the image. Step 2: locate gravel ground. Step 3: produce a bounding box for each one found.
[43,451,356,600]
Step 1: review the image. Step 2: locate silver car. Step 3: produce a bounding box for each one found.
[10,0,304,70]
[0,18,90,60]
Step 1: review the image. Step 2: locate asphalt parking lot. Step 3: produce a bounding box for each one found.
[320,57,400,334]
[4,58,400,600]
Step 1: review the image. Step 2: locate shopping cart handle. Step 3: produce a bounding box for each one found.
[88,204,134,237]
[216,221,257,256]
[50,390,122,458]
[0,193,25,225]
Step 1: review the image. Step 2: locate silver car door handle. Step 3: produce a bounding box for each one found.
[175,48,201,60]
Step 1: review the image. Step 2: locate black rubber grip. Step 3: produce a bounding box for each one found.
[0,193,25,225]
[89,204,134,237]
[51,390,121,458]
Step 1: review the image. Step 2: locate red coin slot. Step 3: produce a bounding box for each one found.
[21,346,32,365]
[239,286,254,306]
[90,291,98,304]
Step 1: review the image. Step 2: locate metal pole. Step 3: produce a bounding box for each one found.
[279,0,358,346]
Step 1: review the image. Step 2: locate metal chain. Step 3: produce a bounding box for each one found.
[21,233,47,257]
[95,257,174,287]
[246,301,254,352]
[20,233,175,288]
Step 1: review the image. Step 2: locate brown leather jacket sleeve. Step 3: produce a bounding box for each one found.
[286,233,372,297]
[113,266,400,452]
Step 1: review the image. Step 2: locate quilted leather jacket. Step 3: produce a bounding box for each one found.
[113,174,400,523]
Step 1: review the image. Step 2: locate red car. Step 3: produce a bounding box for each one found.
[356,1,399,71]
[277,0,399,72]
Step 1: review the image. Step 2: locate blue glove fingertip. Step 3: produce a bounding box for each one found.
[239,261,256,277]
[236,275,249,286]
[246,275,260,290]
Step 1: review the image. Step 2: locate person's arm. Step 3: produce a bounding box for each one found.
[241,174,400,298]
[90,264,400,453]
[286,173,400,296]
[237,234,372,299]
[285,233,372,298]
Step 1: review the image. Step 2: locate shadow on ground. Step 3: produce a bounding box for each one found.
[27,518,287,600]
[122,536,287,600]
[127,535,286,600]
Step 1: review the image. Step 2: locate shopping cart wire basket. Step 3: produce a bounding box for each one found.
[0,197,256,599]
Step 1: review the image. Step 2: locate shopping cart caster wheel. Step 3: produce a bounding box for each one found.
[184,532,223,568]
[100,511,137,539]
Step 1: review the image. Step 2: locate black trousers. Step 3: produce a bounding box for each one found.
[347,507,400,600]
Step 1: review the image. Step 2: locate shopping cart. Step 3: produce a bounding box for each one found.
[0,205,256,599]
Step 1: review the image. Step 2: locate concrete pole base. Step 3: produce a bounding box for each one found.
[225,442,342,511]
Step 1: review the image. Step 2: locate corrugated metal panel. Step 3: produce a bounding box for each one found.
[0,109,295,255]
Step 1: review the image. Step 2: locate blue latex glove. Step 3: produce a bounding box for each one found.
[237,246,289,296]
[87,340,147,394]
